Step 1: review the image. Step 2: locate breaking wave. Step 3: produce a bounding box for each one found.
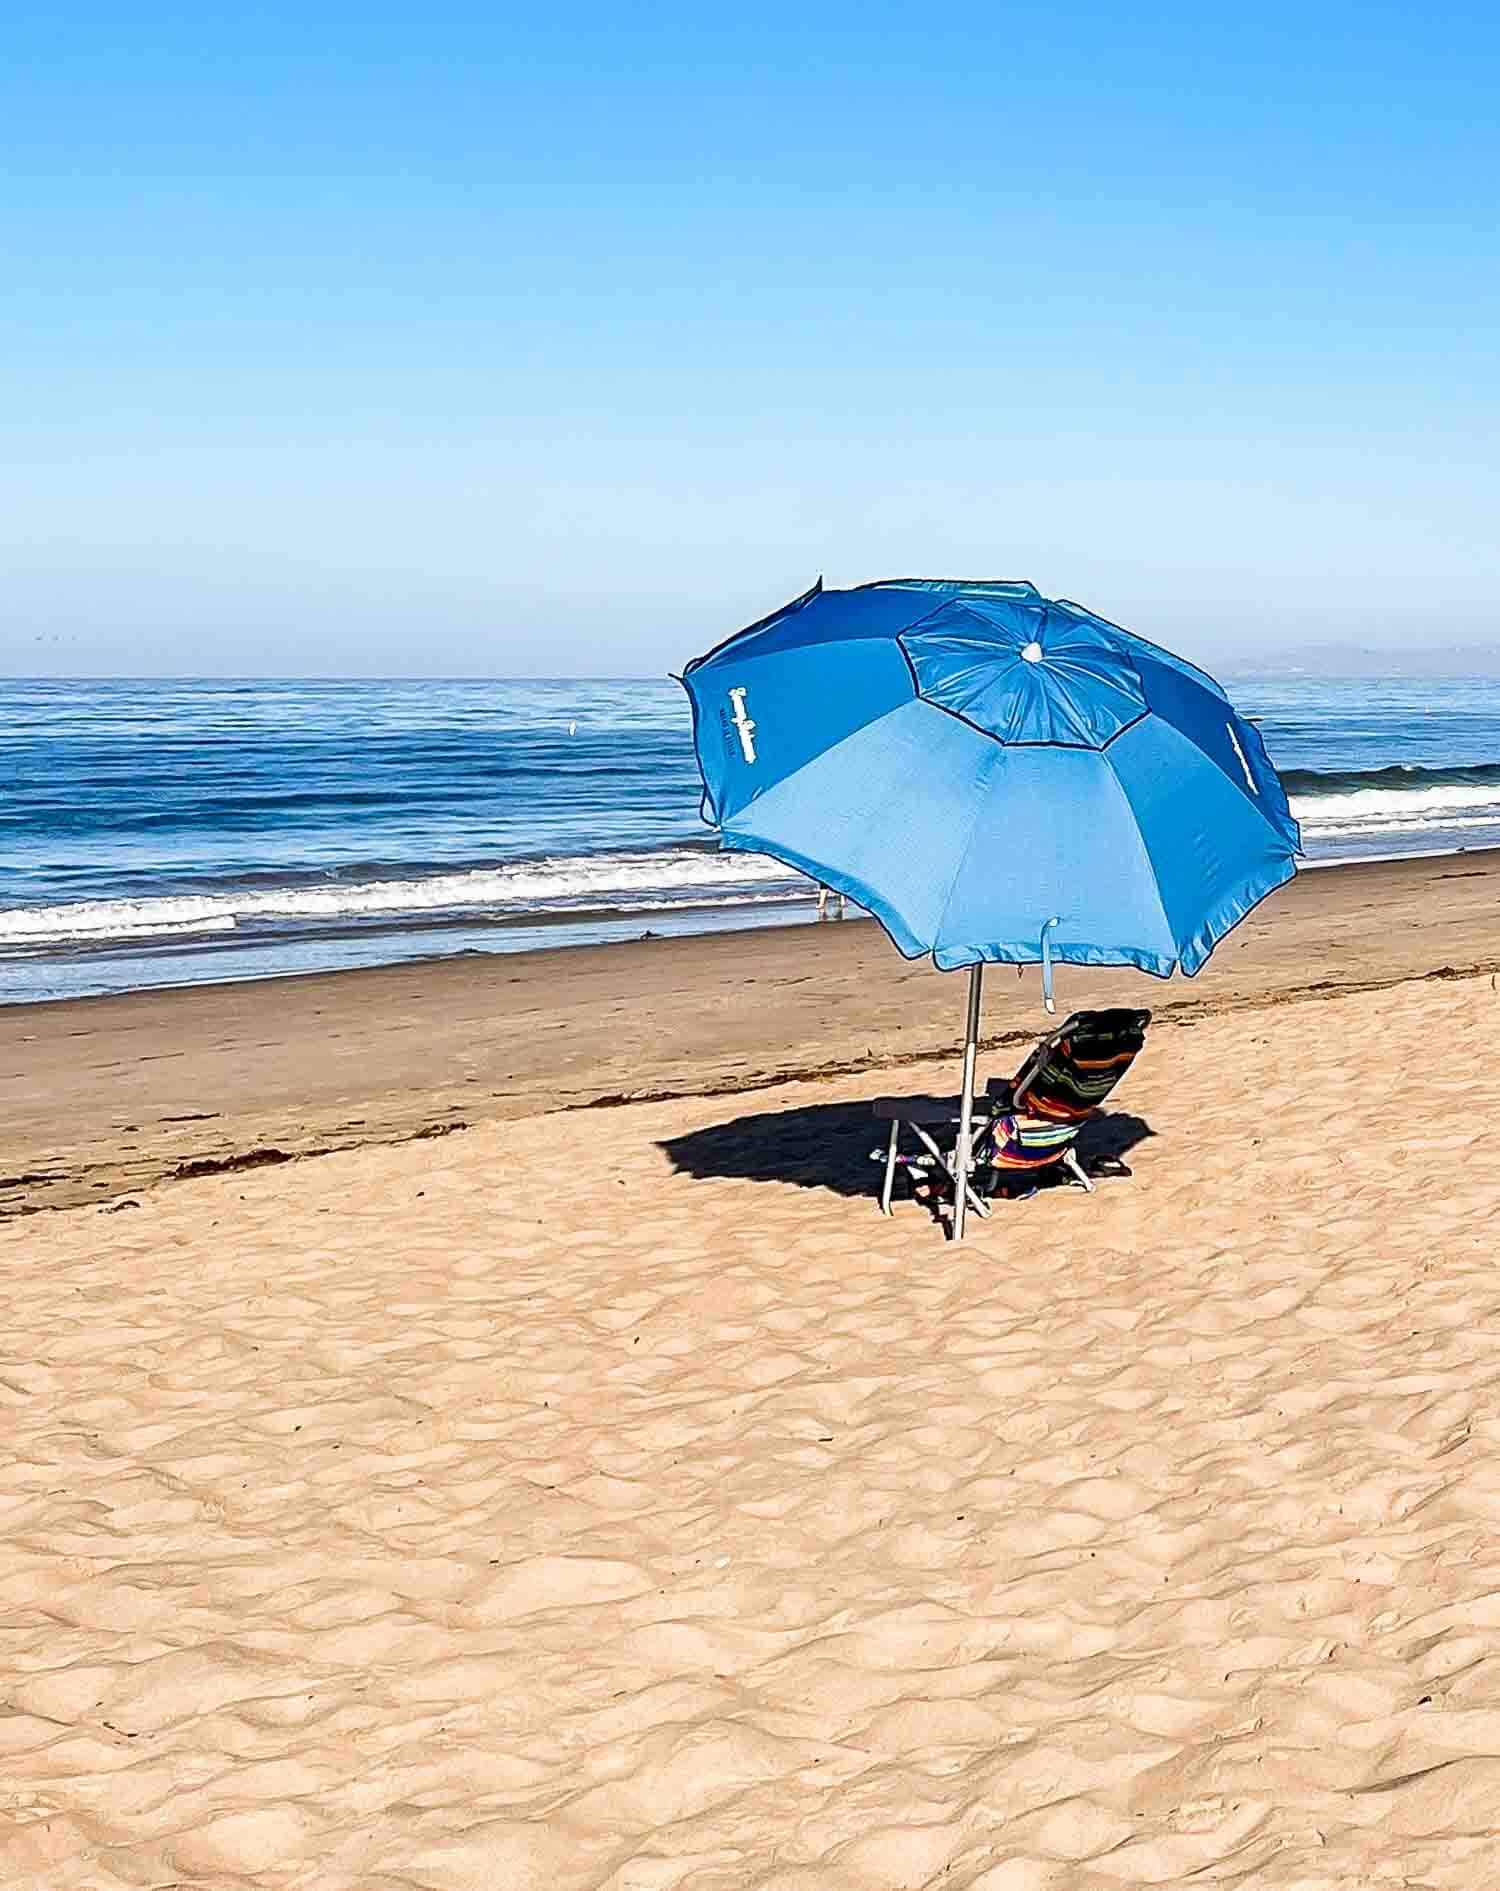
[9,763,1500,957]
[1287,761,1500,834]
[0,849,812,951]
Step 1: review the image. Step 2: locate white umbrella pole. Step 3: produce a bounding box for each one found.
[952,963,984,1242]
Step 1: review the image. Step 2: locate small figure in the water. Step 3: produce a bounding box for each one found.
[816,885,847,921]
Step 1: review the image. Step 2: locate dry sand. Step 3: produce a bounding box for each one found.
[6,965,1500,1886]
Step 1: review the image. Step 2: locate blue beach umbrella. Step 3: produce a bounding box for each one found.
[680,578,1300,1234]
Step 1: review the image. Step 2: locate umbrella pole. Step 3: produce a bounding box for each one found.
[952,963,984,1242]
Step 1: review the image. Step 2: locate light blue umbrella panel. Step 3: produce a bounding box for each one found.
[679,578,1300,1236]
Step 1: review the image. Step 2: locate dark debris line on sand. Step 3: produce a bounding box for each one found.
[6,953,1500,1222]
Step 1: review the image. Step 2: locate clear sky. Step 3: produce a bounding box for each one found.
[4,1,1498,676]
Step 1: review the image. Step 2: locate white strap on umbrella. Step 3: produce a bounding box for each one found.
[1040,916,1060,1015]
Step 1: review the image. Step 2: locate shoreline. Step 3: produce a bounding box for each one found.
[6,846,1500,1217]
[5,839,1496,1007]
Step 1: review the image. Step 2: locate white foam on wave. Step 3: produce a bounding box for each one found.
[0,850,811,949]
[4,913,244,946]
[13,785,1500,956]
[1292,782,1500,830]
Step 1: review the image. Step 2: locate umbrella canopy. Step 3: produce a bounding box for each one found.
[681,578,1299,984]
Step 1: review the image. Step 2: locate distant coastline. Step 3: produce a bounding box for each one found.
[1220,644,1500,679]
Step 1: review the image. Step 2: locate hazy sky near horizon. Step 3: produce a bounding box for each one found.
[4,1,1498,678]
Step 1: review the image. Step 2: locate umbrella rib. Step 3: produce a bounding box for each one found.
[905,693,1137,752]
[1052,601,1233,701]
[1096,709,1152,750]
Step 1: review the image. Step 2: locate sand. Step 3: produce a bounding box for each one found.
[5,959,1500,1885]
[7,848,1500,1218]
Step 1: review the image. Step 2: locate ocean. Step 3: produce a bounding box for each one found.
[5,675,1500,1005]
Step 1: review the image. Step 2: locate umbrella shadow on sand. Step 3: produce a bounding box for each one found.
[660,1101,1156,1201]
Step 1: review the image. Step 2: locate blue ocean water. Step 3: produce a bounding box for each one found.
[5,675,1500,1004]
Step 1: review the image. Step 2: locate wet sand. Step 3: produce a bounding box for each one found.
[4,849,1500,1217]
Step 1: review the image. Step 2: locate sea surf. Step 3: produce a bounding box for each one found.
[6,674,1500,1003]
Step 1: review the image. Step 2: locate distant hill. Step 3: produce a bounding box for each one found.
[1218,644,1500,679]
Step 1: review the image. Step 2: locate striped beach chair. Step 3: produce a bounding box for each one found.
[871,1007,1150,1215]
[976,1007,1151,1195]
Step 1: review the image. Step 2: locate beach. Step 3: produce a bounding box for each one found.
[5,848,1500,1218]
[13,0,1500,1874]
[5,850,1500,1884]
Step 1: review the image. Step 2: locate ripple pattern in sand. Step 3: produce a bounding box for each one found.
[4,977,1500,1887]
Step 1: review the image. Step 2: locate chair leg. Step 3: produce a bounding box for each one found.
[908,1123,989,1221]
[955,1120,992,1221]
[1063,1146,1095,1194]
[875,1117,992,1223]
[880,1120,899,1214]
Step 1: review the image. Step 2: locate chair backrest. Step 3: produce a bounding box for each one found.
[973,1009,1151,1174]
[1011,1008,1151,1124]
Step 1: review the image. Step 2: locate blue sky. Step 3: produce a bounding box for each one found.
[4,1,1497,676]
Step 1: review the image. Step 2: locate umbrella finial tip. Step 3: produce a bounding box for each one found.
[1021,641,1044,664]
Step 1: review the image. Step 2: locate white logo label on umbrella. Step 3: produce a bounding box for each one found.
[728,687,757,763]
[1226,722,1259,794]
